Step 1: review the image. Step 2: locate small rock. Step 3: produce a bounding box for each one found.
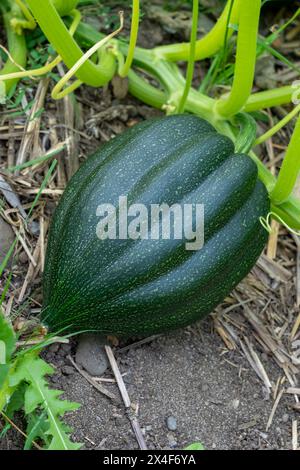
[75,334,108,376]
[282,414,289,423]
[167,432,177,448]
[48,343,60,354]
[61,365,75,376]
[60,343,71,355]
[114,417,123,427]
[231,399,240,410]
[0,217,14,267]
[201,383,209,392]
[166,416,177,431]
[18,251,28,264]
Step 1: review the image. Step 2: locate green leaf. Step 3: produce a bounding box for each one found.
[5,383,26,418]
[9,352,82,450]
[0,81,6,105]
[234,112,257,154]
[0,310,16,363]
[24,411,50,450]
[185,442,205,450]
[0,311,16,391]
[0,342,6,364]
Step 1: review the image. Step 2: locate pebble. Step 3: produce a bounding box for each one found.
[231,399,240,410]
[201,384,209,392]
[167,433,177,448]
[59,343,71,355]
[18,252,28,264]
[0,217,14,266]
[61,365,75,376]
[282,414,289,423]
[75,334,108,376]
[166,416,177,431]
[48,343,60,354]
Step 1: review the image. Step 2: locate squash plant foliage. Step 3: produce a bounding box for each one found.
[0,311,81,450]
[0,0,300,448]
[1,0,300,330]
[0,0,300,328]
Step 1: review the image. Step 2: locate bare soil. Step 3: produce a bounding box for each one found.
[0,1,299,451]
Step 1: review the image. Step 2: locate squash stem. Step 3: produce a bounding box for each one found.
[245,86,296,112]
[216,0,261,117]
[0,9,81,84]
[51,11,124,100]
[177,0,199,113]
[25,0,116,87]
[118,0,139,78]
[0,11,27,94]
[153,0,241,62]
[270,115,300,205]
[10,0,36,34]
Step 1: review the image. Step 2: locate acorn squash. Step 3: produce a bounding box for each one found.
[42,115,269,336]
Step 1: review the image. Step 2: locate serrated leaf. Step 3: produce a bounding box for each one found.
[0,310,16,363]
[24,411,50,450]
[185,442,205,450]
[47,426,82,451]
[0,364,10,388]
[0,422,10,439]
[0,341,5,364]
[5,382,26,418]
[0,82,6,105]
[0,312,17,402]
[9,352,81,450]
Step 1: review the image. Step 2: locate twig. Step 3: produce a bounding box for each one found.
[286,387,300,395]
[11,226,37,267]
[16,336,69,348]
[105,345,147,450]
[292,420,298,451]
[292,234,300,307]
[266,388,284,431]
[67,355,116,401]
[266,137,279,260]
[16,77,49,170]
[117,335,160,354]
[0,410,42,450]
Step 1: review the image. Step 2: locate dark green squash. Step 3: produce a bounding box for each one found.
[41,115,270,336]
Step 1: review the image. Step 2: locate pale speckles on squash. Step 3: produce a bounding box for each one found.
[42,115,269,336]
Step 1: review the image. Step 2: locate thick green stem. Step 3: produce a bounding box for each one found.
[119,0,139,78]
[177,0,199,113]
[39,18,300,231]
[26,0,116,87]
[127,69,167,108]
[0,9,81,84]
[11,0,36,33]
[0,11,27,94]
[216,0,261,117]
[245,86,295,112]
[271,115,300,205]
[153,0,241,62]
